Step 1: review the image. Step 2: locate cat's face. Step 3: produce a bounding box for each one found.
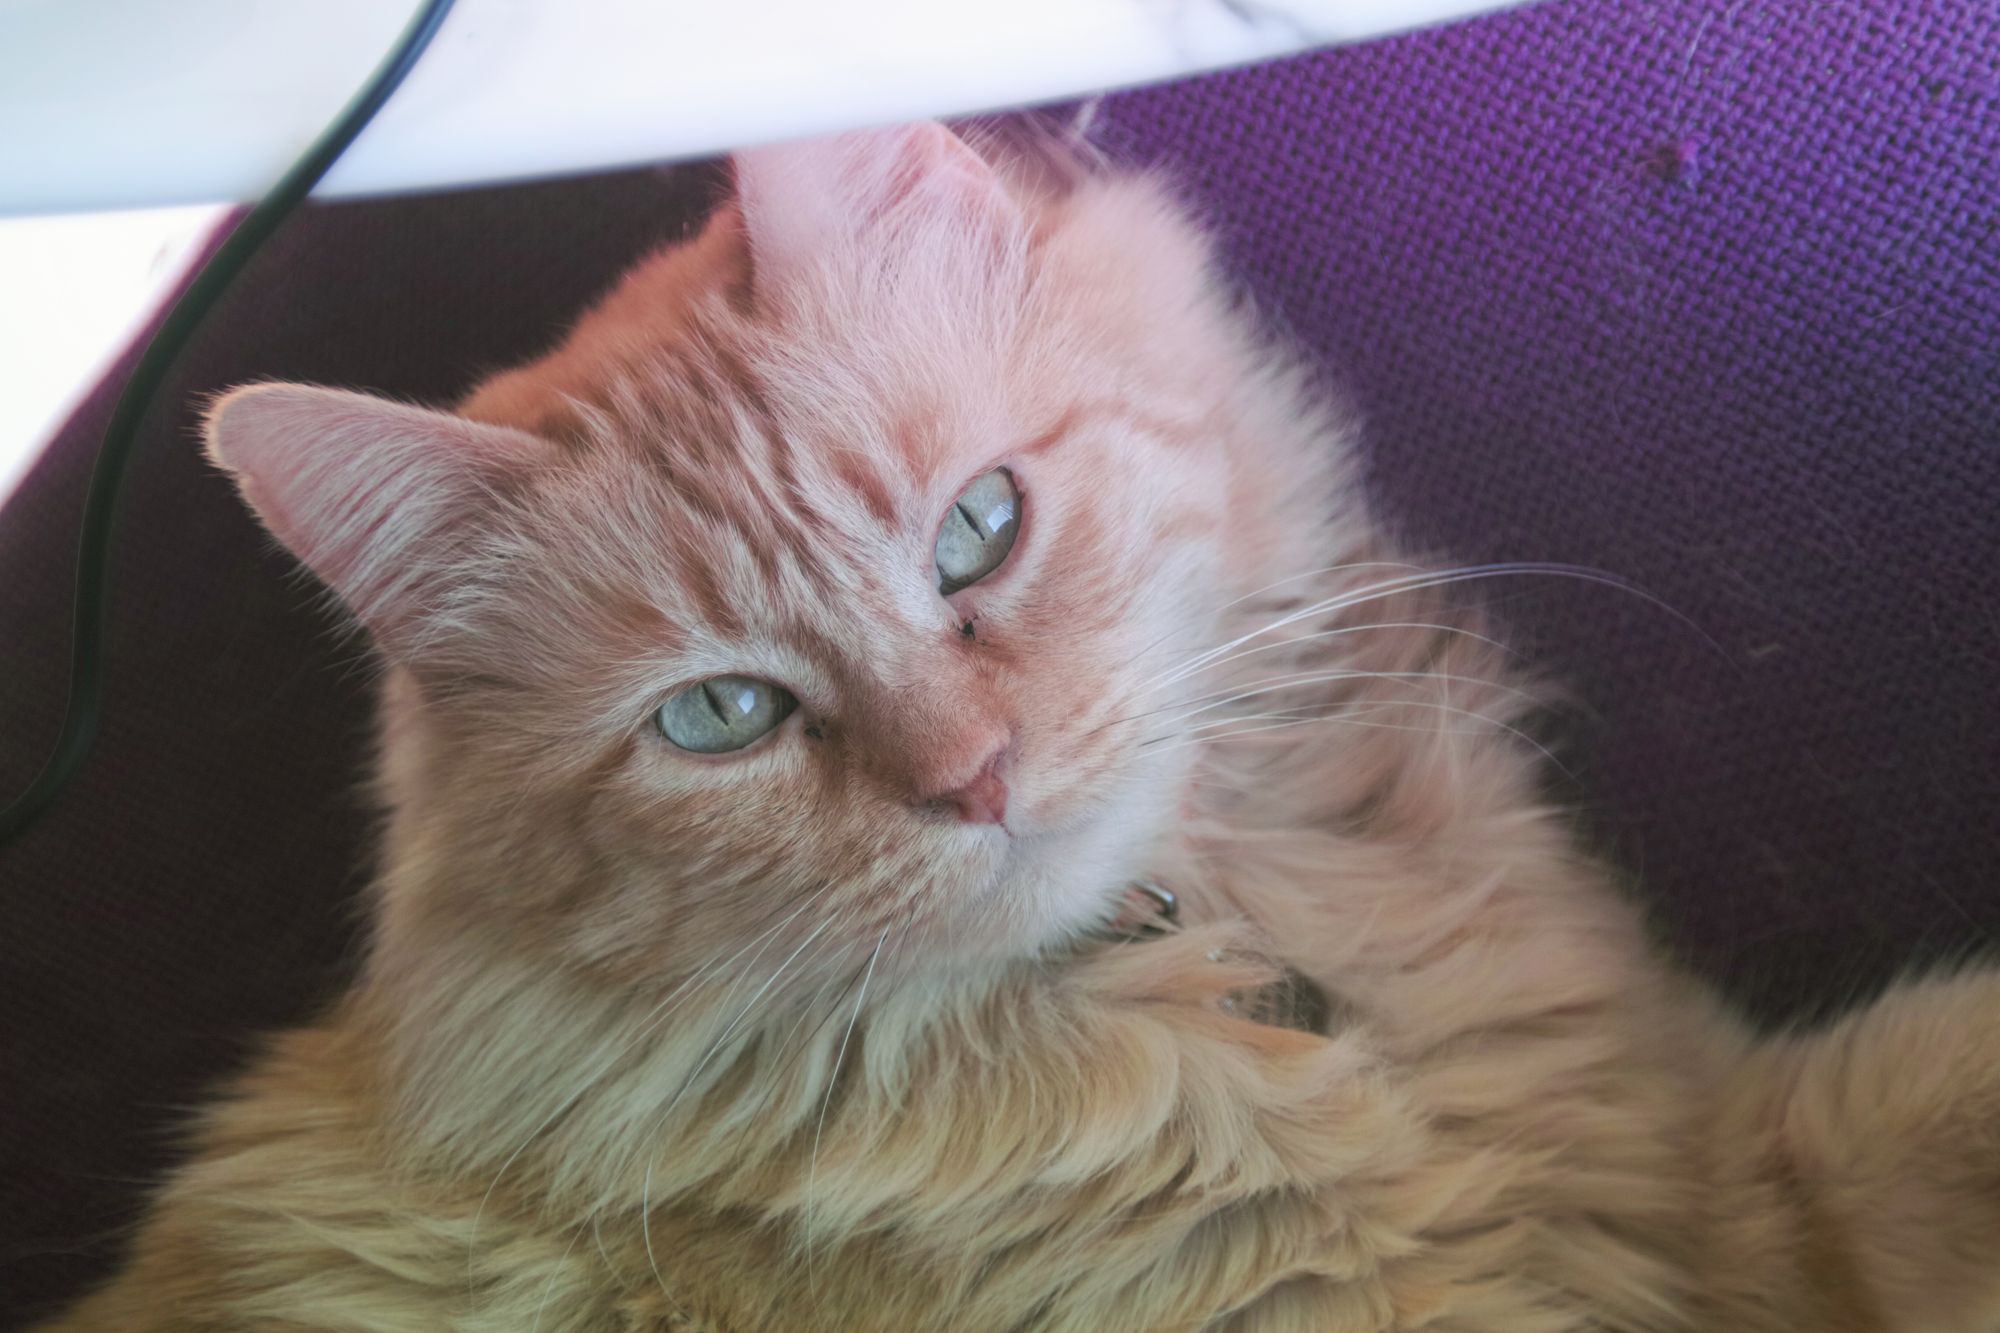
[209,124,1285,991]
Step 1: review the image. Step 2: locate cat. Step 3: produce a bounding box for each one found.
[43,121,2000,1332]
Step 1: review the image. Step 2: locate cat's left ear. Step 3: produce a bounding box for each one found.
[734,121,1021,293]
[205,382,550,652]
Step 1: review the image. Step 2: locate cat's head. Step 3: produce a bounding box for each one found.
[207,122,1323,993]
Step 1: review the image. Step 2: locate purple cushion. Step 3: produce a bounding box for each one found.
[1088,0,2000,1014]
[2,0,1995,1318]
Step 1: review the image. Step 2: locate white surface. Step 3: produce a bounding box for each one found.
[0,206,225,512]
[0,0,1532,511]
[0,0,1528,216]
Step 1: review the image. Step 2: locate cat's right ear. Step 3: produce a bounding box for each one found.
[205,382,549,650]
[735,121,1021,296]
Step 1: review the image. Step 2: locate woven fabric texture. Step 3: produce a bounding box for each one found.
[2,0,1995,1319]
[1093,0,2000,1010]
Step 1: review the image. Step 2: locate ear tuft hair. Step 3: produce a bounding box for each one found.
[205,382,549,648]
[735,121,1021,299]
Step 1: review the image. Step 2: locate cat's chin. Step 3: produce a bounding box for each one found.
[930,783,1181,969]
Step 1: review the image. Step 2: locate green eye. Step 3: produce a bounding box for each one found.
[936,467,1021,594]
[657,676,796,753]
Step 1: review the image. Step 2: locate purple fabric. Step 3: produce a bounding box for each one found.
[1087,0,2000,1014]
[0,170,728,1321]
[2,0,1996,1320]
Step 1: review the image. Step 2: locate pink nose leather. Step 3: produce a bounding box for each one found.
[924,742,1011,826]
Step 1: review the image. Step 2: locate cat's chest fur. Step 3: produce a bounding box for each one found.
[318,738,1719,1332]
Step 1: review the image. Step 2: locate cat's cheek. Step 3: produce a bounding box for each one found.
[997,748,1188,954]
[595,720,833,867]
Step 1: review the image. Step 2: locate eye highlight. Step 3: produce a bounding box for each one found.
[935,467,1021,595]
[656,676,796,754]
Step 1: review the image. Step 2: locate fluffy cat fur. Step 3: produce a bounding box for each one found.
[44,123,2000,1332]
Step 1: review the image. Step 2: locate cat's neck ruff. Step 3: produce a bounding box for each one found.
[361,866,1331,1211]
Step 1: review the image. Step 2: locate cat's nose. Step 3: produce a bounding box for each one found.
[917,737,1012,827]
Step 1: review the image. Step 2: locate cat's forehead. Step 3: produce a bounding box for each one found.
[472,167,1206,658]
[527,336,1035,647]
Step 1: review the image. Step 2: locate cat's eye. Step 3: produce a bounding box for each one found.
[656,676,797,753]
[935,467,1021,594]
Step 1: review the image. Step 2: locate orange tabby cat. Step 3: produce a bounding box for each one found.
[47,122,2000,1332]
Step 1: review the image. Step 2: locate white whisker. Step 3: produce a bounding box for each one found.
[1155,698,1568,773]
[641,910,842,1306]
[467,881,838,1271]
[528,1215,590,1333]
[1150,668,1536,733]
[1105,560,1424,683]
[807,929,888,1295]
[1186,618,1514,680]
[1146,561,1704,698]
[1087,620,1514,738]
[1150,565,1517,692]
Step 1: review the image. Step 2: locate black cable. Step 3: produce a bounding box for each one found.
[0,0,458,848]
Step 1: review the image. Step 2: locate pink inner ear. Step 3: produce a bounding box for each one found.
[845,123,998,225]
[205,383,547,649]
[736,122,1018,288]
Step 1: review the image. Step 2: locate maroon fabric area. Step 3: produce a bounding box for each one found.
[2,0,1996,1317]
[0,169,723,1321]
[1086,0,2000,1017]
